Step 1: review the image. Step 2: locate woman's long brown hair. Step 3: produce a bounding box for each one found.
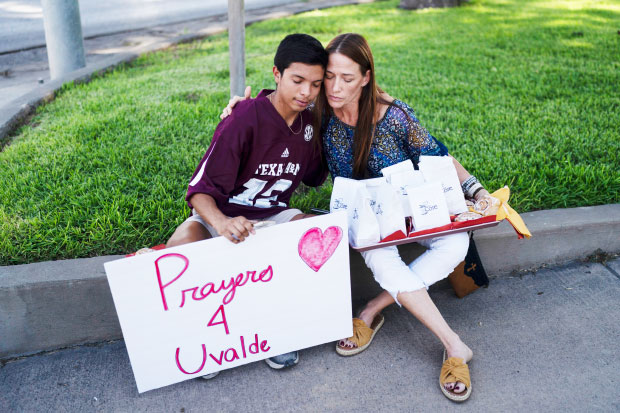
[313,33,392,178]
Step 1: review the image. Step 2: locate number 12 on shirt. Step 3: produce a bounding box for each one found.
[229,178,293,208]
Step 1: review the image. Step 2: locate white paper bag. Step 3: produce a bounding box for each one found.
[380,159,415,177]
[406,182,451,231]
[364,177,407,239]
[330,177,380,247]
[381,160,426,217]
[418,156,467,215]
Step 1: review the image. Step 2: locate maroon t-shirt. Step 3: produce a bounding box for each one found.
[186,89,327,220]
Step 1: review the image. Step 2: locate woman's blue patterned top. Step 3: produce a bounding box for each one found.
[322,99,448,179]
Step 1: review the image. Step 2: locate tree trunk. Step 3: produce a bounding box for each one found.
[399,0,462,9]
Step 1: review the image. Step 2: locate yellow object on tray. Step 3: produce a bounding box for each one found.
[491,186,532,239]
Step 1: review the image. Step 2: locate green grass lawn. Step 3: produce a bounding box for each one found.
[1,0,619,265]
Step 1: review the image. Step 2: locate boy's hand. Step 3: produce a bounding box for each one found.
[213,215,256,243]
[220,86,252,119]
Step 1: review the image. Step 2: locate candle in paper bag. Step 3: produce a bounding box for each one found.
[406,182,451,231]
[418,156,467,215]
[330,177,380,247]
[364,177,407,239]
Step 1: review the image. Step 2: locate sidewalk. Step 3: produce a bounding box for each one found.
[2,259,619,411]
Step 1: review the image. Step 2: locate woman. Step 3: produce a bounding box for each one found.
[224,33,491,402]
[320,33,493,403]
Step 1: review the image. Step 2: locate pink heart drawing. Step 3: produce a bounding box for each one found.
[298,226,343,272]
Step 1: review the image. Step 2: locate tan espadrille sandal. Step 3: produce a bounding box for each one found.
[439,349,472,402]
[336,313,384,356]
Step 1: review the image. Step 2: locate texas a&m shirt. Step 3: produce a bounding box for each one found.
[186,89,327,220]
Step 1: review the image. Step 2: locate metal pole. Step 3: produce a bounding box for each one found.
[228,0,245,98]
[41,0,86,80]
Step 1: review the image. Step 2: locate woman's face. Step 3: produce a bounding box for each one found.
[324,52,370,110]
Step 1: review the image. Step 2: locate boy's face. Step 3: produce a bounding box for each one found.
[273,62,324,112]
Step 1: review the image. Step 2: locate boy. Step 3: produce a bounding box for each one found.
[166,34,329,377]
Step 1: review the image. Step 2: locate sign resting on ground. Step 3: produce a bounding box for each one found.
[104,212,352,393]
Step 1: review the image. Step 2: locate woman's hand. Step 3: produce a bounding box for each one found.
[220,86,252,119]
[473,188,490,201]
[473,192,500,216]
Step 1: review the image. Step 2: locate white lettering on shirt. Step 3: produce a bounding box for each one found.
[284,162,300,175]
[254,163,300,177]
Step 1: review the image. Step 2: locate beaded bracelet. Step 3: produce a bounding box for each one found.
[461,175,485,199]
[461,175,479,194]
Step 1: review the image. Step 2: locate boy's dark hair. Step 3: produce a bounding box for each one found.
[274,34,328,73]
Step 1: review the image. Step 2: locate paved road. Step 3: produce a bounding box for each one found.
[0,0,297,54]
[0,0,319,107]
[2,260,620,411]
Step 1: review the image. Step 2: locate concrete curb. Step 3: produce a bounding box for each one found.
[0,0,375,143]
[474,204,620,274]
[1,204,619,359]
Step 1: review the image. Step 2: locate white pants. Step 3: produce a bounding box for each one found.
[361,232,469,305]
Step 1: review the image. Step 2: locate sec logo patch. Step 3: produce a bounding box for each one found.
[304,124,313,141]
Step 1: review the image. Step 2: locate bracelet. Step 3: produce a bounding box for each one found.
[465,182,484,199]
[471,185,485,200]
[461,175,479,195]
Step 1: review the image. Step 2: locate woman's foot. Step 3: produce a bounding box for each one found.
[443,338,473,394]
[339,291,395,350]
[336,313,385,356]
[337,308,378,349]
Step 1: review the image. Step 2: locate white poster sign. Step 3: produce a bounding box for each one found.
[104,212,351,393]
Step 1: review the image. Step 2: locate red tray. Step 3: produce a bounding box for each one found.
[353,215,499,252]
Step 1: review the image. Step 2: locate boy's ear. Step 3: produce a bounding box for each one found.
[273,66,281,86]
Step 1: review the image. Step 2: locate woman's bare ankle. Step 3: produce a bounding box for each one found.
[445,335,473,362]
[357,307,377,327]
